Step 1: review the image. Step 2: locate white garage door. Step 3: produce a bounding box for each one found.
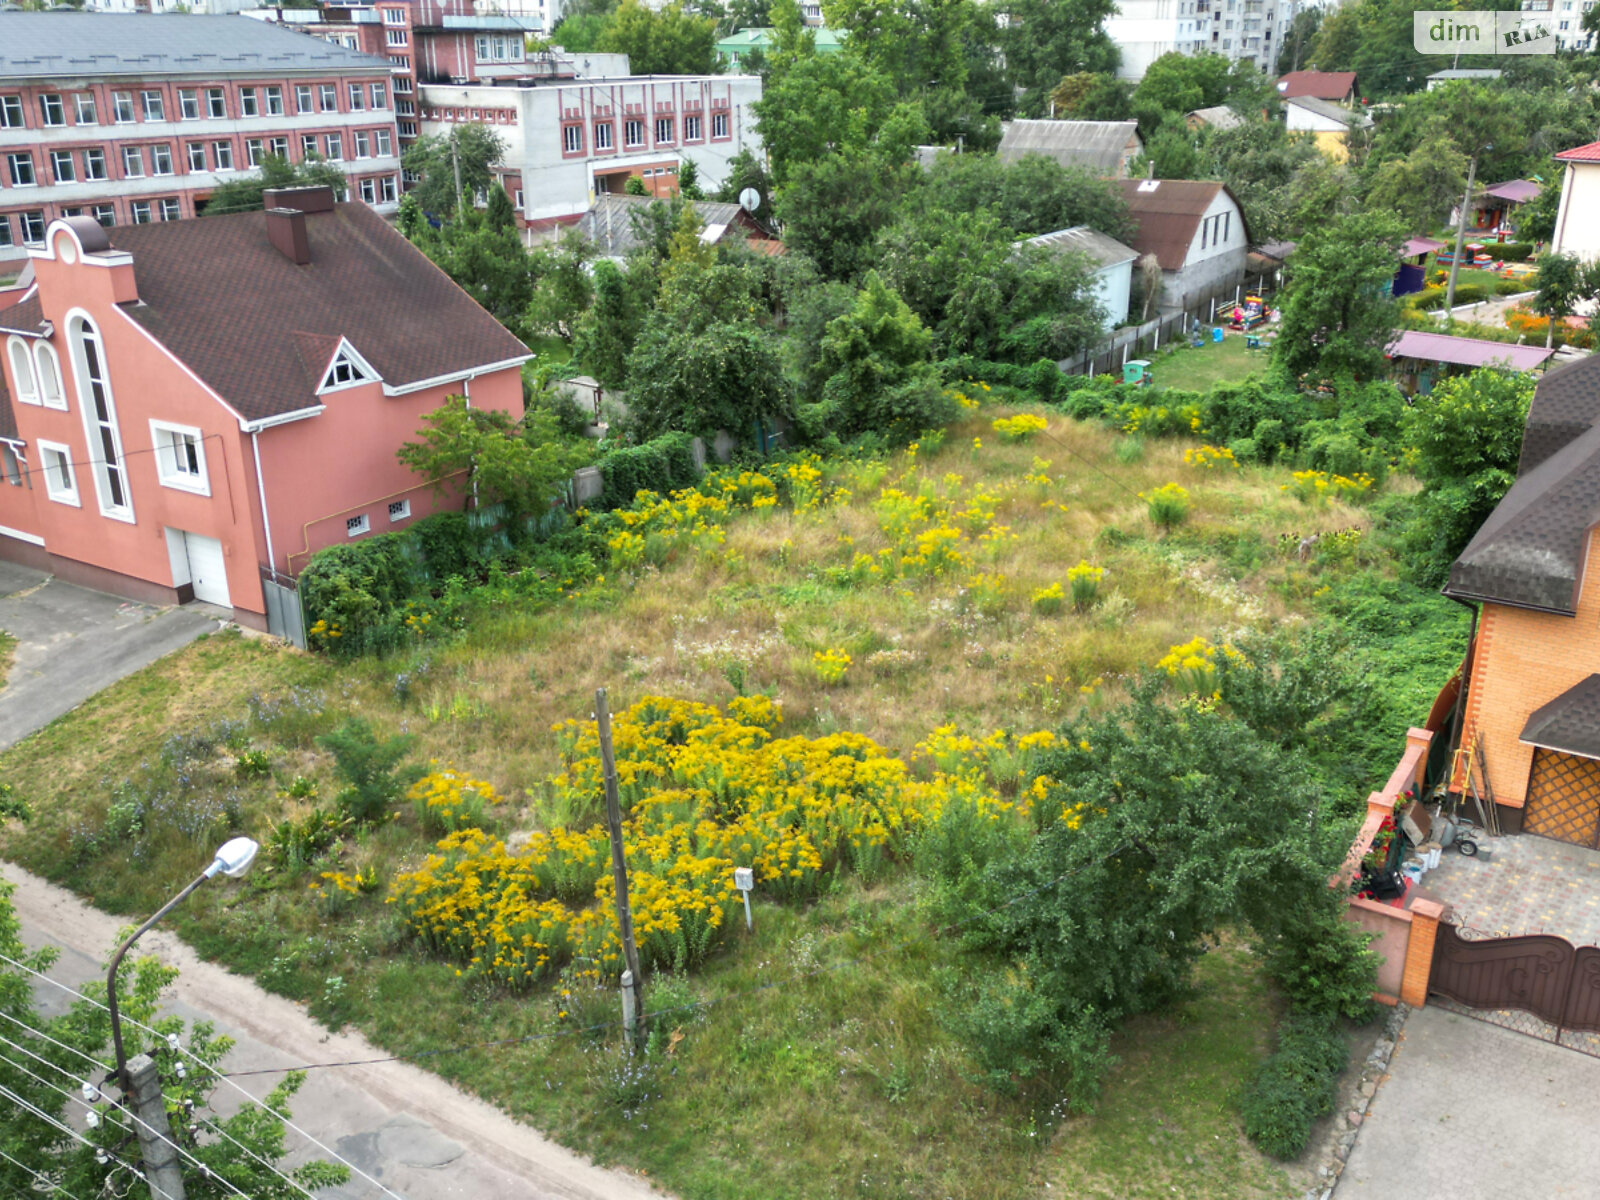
[183,532,230,608]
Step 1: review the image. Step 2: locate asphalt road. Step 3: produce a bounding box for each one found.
[4,863,666,1200]
[0,561,216,751]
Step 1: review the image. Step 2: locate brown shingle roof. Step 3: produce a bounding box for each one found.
[108,203,529,424]
[1113,180,1247,271]
[1275,70,1357,101]
[0,293,48,338]
[1521,674,1600,758]
[1519,353,1600,476]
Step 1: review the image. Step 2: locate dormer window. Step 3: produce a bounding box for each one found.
[319,343,377,392]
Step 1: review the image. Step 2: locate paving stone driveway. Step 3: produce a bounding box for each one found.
[0,561,216,750]
[1421,832,1600,946]
[1336,1004,1600,1200]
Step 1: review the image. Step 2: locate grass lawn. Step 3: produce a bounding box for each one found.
[0,406,1440,1199]
[0,630,16,690]
[1147,334,1267,394]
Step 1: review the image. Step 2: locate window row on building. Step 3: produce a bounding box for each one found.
[558,110,730,157]
[0,80,389,132]
[1,128,396,190]
[0,174,399,246]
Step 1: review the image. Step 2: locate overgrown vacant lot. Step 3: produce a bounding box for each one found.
[0,408,1455,1200]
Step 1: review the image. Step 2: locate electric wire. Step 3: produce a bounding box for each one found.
[0,1145,88,1200]
[0,984,392,1200]
[0,1025,318,1200]
[0,1047,253,1200]
[0,1081,138,1178]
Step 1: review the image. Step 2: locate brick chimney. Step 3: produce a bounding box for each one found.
[262,185,336,214]
[265,207,311,265]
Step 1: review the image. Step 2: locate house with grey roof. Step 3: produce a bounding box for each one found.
[575,194,780,261]
[996,120,1143,179]
[1444,353,1600,840]
[0,12,400,267]
[1186,105,1243,132]
[1021,226,1137,332]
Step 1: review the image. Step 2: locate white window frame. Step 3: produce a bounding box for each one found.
[19,211,45,244]
[141,90,165,121]
[49,150,75,184]
[388,499,410,522]
[381,175,398,203]
[66,314,134,523]
[684,114,702,141]
[187,141,207,172]
[0,444,22,488]
[265,86,284,116]
[38,441,79,507]
[151,144,174,176]
[239,87,259,118]
[359,176,377,203]
[563,124,583,153]
[206,88,227,118]
[132,201,153,225]
[0,95,24,128]
[212,141,234,171]
[712,111,728,138]
[346,514,370,537]
[179,89,200,120]
[34,342,65,411]
[376,129,392,156]
[91,204,115,227]
[295,84,313,114]
[6,153,35,188]
[371,82,387,109]
[159,197,181,222]
[39,94,65,127]
[83,147,107,180]
[121,146,144,178]
[595,121,613,150]
[624,119,644,147]
[149,420,210,496]
[319,83,338,111]
[74,93,97,124]
[112,92,135,124]
[6,338,39,407]
[348,83,365,111]
[317,342,377,393]
[654,116,673,144]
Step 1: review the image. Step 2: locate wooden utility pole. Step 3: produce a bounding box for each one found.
[596,688,643,1050]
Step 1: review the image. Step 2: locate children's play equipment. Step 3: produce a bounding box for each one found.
[1123,359,1153,387]
[1228,295,1271,331]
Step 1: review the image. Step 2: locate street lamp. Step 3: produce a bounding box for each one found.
[107,837,259,1087]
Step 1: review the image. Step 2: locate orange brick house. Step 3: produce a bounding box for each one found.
[1445,354,1600,842]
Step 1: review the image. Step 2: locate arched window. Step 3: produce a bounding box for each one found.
[5,338,38,406]
[33,342,64,410]
[67,316,132,520]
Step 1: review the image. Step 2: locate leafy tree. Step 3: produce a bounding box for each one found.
[1434,84,1523,310]
[1532,251,1587,350]
[401,125,508,218]
[597,0,719,75]
[1135,113,1206,179]
[784,280,859,401]
[874,207,1105,361]
[1275,208,1406,382]
[526,231,595,343]
[1202,120,1321,244]
[623,174,650,196]
[550,10,611,50]
[1517,165,1563,244]
[398,395,586,517]
[754,48,927,186]
[677,156,705,200]
[1131,51,1235,122]
[1362,121,1465,234]
[0,881,348,1197]
[807,271,954,437]
[778,152,910,281]
[823,0,973,100]
[1399,368,1533,586]
[624,320,792,439]
[998,0,1118,115]
[484,181,518,232]
[412,211,535,338]
[932,681,1371,1107]
[911,152,1134,241]
[1308,0,1463,97]
[203,154,346,216]
[316,717,420,825]
[713,147,775,215]
[574,259,651,387]
[1276,4,1322,74]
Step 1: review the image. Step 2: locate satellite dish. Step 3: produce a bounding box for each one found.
[739,186,761,213]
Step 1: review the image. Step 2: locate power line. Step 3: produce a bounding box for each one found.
[0,1023,315,1200]
[0,1145,88,1200]
[0,979,385,1200]
[0,957,405,1200]
[0,1046,253,1200]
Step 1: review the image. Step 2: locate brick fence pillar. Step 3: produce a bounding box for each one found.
[1400,898,1446,1008]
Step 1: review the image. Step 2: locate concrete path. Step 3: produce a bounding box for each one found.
[0,561,216,751]
[4,863,666,1200]
[1336,1004,1600,1199]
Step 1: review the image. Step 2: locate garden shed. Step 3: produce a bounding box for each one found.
[1385,330,1554,394]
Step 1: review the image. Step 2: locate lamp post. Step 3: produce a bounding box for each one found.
[107,837,259,1087]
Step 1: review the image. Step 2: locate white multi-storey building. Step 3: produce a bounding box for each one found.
[1107,0,1285,80]
[418,74,761,234]
[1519,0,1597,50]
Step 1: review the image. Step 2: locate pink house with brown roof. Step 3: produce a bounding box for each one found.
[0,184,528,630]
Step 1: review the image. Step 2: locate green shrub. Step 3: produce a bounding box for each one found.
[1493,278,1529,296]
[315,718,420,825]
[595,431,701,510]
[234,749,271,779]
[411,510,497,582]
[1241,1012,1346,1159]
[267,807,349,872]
[1479,241,1532,262]
[299,534,422,657]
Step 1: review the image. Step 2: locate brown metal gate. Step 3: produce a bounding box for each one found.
[1523,749,1600,847]
[1431,922,1600,1046]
